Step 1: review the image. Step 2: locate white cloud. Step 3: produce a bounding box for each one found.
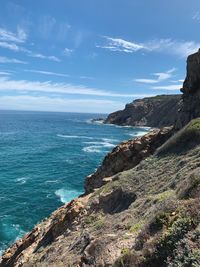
[171,79,184,83]
[97,36,144,53]
[25,69,69,77]
[0,75,154,98]
[0,41,20,51]
[152,84,182,90]
[98,36,200,57]
[192,11,200,22]
[0,56,27,64]
[0,27,60,62]
[0,71,11,75]
[80,76,94,80]
[28,53,61,62]
[0,27,27,43]
[63,47,73,56]
[0,95,125,113]
[135,68,176,84]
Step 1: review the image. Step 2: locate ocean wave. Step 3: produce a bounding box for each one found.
[44,180,59,184]
[82,140,115,153]
[101,138,118,142]
[138,126,152,130]
[82,146,102,153]
[83,141,115,147]
[65,159,74,164]
[57,134,93,139]
[55,188,83,204]
[0,217,26,255]
[128,131,147,137]
[16,177,28,185]
[104,123,133,128]
[86,118,105,124]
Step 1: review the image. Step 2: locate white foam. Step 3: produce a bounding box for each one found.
[139,126,152,130]
[55,188,83,204]
[65,159,74,164]
[82,140,115,153]
[16,177,28,184]
[44,180,59,184]
[83,141,115,147]
[101,138,118,142]
[57,134,93,139]
[83,146,102,153]
[128,131,147,137]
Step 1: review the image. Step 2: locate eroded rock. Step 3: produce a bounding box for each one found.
[85,127,174,193]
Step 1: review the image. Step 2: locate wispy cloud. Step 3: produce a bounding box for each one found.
[63,47,73,56]
[0,71,12,76]
[27,53,61,62]
[97,36,200,57]
[25,69,69,77]
[0,75,154,98]
[135,68,176,84]
[0,56,27,64]
[0,41,20,51]
[97,36,144,53]
[0,27,27,43]
[192,11,200,22]
[0,27,61,62]
[80,76,94,80]
[152,84,181,90]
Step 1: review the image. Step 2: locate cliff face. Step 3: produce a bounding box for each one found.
[1,119,200,267]
[105,95,181,127]
[176,51,200,129]
[85,127,173,193]
[106,51,200,129]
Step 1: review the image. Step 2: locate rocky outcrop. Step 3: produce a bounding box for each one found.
[176,50,200,129]
[105,95,181,127]
[105,50,200,130]
[85,127,174,193]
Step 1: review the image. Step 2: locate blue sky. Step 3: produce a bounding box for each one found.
[0,0,200,113]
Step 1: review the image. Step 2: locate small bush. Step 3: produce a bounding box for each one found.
[129,221,144,233]
[94,218,105,230]
[148,212,171,234]
[142,216,196,266]
[113,250,141,267]
[84,215,95,225]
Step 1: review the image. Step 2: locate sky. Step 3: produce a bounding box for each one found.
[0,0,200,113]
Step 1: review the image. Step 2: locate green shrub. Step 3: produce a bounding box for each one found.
[129,221,144,233]
[84,215,95,225]
[94,218,105,230]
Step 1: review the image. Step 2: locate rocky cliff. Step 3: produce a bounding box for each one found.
[106,51,200,130]
[105,95,181,128]
[85,127,173,193]
[175,51,200,129]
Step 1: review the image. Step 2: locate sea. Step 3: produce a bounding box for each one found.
[0,110,150,254]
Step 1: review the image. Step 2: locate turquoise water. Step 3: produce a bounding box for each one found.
[0,110,149,254]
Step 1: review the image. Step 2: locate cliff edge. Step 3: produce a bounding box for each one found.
[176,50,200,129]
[105,95,181,128]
